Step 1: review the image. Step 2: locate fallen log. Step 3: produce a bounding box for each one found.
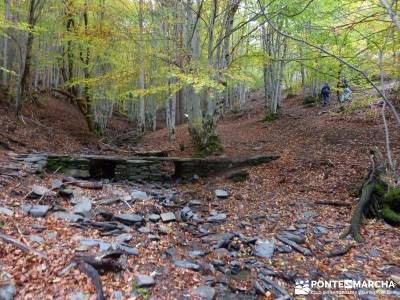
[326,244,354,258]
[276,234,312,256]
[78,261,105,300]
[314,200,352,207]
[0,232,45,257]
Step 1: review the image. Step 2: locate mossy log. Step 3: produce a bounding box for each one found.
[341,149,400,242]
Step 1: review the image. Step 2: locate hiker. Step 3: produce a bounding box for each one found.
[340,80,352,103]
[321,83,331,106]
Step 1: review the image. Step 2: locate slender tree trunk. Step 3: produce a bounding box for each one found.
[16,0,37,120]
[186,0,203,140]
[166,93,176,140]
[2,0,11,87]
[138,0,146,133]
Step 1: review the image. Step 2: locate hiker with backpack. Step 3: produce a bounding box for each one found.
[340,79,352,103]
[321,83,331,107]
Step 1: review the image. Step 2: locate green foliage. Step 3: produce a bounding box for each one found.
[132,283,150,300]
[343,95,377,114]
[195,135,223,157]
[263,112,277,123]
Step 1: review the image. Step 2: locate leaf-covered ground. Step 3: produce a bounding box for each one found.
[0,93,399,299]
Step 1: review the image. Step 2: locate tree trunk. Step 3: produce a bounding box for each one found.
[16,0,37,121]
[2,0,11,87]
[138,0,146,134]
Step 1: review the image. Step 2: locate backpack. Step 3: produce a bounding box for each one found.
[321,85,330,95]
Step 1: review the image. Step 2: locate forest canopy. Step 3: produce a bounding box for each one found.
[0,0,398,151]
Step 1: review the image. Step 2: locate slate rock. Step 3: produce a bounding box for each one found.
[116,233,133,244]
[72,197,92,218]
[193,286,216,300]
[0,283,16,300]
[192,214,204,223]
[51,179,63,190]
[181,206,194,221]
[303,211,318,219]
[131,190,150,201]
[281,231,306,244]
[53,212,83,222]
[29,205,50,218]
[148,214,161,222]
[188,250,206,258]
[99,241,111,251]
[207,213,227,223]
[189,200,202,206]
[112,291,123,300]
[32,185,50,197]
[0,207,14,217]
[29,235,45,244]
[80,239,99,247]
[211,259,225,267]
[31,224,46,232]
[138,227,151,234]
[118,244,139,256]
[314,226,329,235]
[215,189,228,199]
[173,260,201,271]
[368,248,380,257]
[47,232,58,239]
[254,239,275,258]
[135,274,155,287]
[276,244,293,253]
[116,214,144,225]
[161,212,176,222]
[0,273,16,300]
[21,204,33,214]
[59,188,74,197]
[148,234,160,241]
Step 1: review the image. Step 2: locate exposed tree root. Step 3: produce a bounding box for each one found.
[341,149,400,242]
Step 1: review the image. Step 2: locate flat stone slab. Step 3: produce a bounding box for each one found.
[0,207,14,217]
[281,231,306,244]
[32,185,51,197]
[207,213,227,223]
[116,233,133,244]
[148,214,161,222]
[160,212,176,222]
[215,189,228,199]
[72,197,92,218]
[193,286,216,300]
[173,260,201,271]
[115,214,144,225]
[254,239,275,259]
[29,235,45,244]
[53,212,83,222]
[29,205,50,218]
[131,190,151,201]
[188,250,206,258]
[135,274,155,287]
[117,244,139,256]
